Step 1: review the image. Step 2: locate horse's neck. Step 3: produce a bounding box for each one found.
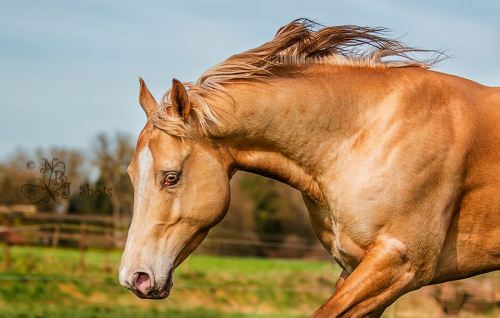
[212,66,412,205]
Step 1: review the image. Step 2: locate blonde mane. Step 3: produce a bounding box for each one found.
[153,18,444,137]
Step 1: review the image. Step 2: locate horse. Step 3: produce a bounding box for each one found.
[119,19,500,317]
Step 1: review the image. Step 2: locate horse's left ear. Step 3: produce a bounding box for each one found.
[170,78,191,121]
[139,77,157,118]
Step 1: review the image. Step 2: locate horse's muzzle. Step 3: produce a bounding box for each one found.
[120,267,173,299]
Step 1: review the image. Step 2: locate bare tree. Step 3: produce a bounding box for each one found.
[93,132,134,223]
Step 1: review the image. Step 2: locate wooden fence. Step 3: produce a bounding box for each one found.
[0,210,329,271]
[0,210,130,271]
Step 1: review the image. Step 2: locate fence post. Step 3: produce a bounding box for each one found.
[103,229,111,273]
[51,224,60,248]
[1,240,10,271]
[79,223,87,271]
[1,215,12,271]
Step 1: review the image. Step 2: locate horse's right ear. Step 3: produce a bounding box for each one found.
[138,77,157,118]
[170,78,191,121]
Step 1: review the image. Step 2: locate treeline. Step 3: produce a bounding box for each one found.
[0,133,134,220]
[0,132,321,258]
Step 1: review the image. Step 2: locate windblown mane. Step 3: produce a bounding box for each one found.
[153,19,443,137]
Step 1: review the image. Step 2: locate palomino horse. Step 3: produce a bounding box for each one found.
[119,19,500,317]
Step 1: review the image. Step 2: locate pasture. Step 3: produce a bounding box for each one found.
[0,246,498,317]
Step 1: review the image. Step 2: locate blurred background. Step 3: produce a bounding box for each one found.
[0,1,499,317]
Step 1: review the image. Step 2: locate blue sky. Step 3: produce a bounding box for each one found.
[1,0,499,157]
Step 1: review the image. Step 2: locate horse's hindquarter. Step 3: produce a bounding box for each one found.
[432,85,500,283]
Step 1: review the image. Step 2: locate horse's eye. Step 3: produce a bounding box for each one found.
[161,171,180,187]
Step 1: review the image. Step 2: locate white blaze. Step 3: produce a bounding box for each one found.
[134,145,154,216]
[119,144,154,285]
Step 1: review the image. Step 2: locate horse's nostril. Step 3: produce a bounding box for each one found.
[132,272,151,294]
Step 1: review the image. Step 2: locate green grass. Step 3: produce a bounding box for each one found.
[0,246,337,318]
[1,246,498,318]
[0,306,303,318]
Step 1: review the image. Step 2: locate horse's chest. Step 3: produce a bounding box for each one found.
[304,195,370,273]
[311,218,368,272]
[318,174,403,271]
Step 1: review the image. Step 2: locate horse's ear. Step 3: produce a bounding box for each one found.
[170,78,191,121]
[138,77,157,118]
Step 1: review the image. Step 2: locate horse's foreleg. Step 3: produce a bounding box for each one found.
[332,270,384,318]
[311,238,415,318]
[334,270,349,290]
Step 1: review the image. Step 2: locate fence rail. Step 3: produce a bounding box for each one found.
[0,210,330,271]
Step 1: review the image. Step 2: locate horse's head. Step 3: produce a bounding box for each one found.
[119,78,231,298]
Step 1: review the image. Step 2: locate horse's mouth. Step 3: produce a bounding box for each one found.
[133,287,170,299]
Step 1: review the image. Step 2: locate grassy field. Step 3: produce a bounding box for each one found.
[0,246,337,317]
[0,246,498,317]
